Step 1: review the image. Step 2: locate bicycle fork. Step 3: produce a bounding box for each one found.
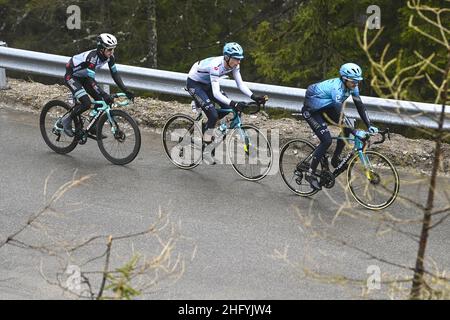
[238,128,251,155]
[357,150,379,183]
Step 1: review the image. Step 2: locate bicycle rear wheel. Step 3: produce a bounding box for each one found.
[347,150,399,210]
[279,138,321,196]
[40,100,78,154]
[161,113,203,169]
[96,109,141,165]
[227,124,272,181]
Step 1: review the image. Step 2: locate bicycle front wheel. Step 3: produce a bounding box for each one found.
[96,109,141,165]
[227,124,272,181]
[161,113,203,169]
[279,138,320,196]
[40,100,78,154]
[347,150,400,210]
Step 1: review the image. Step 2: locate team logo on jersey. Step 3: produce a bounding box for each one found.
[302,110,311,119]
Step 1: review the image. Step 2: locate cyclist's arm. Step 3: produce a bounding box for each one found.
[108,56,128,93]
[351,88,371,128]
[86,57,96,80]
[232,67,253,98]
[211,73,232,106]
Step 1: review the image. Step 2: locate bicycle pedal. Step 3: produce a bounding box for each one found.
[202,152,216,165]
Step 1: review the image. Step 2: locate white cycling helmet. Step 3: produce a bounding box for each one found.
[97,33,117,49]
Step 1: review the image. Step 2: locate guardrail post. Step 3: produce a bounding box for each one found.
[0,41,9,89]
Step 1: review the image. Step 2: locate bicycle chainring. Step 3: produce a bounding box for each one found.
[75,129,87,145]
[320,170,335,189]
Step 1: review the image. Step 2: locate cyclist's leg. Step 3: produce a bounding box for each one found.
[82,77,109,103]
[63,74,91,136]
[323,103,354,166]
[302,106,332,172]
[81,78,111,137]
[208,88,230,121]
[302,105,331,190]
[186,78,218,142]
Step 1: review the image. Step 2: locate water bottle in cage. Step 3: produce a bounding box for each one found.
[219,122,227,133]
[67,93,75,106]
[191,100,200,114]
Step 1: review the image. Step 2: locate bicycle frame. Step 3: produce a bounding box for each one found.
[55,92,129,136]
[298,132,375,179]
[217,108,242,130]
[193,106,249,149]
[194,107,242,129]
[330,135,367,177]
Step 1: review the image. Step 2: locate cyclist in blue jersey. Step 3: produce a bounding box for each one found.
[186,42,266,144]
[302,63,378,190]
[61,33,135,137]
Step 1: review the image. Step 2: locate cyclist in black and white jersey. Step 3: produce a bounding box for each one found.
[186,42,266,143]
[62,33,135,137]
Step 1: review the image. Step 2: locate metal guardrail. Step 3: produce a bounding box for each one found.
[0,45,448,129]
[0,42,8,89]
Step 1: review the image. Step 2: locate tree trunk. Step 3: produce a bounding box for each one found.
[147,0,158,68]
[410,49,450,299]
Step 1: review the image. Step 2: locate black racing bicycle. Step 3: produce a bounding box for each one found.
[279,113,400,210]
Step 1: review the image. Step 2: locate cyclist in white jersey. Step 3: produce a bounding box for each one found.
[186,42,266,143]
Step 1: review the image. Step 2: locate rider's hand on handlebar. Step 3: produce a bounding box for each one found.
[368,126,379,135]
[230,100,246,112]
[125,90,135,102]
[251,94,268,105]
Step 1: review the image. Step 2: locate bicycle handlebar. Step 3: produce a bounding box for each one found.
[241,95,269,115]
[371,128,390,145]
[111,93,131,107]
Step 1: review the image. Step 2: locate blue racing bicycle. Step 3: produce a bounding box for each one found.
[161,95,273,181]
[279,113,399,210]
[40,93,141,165]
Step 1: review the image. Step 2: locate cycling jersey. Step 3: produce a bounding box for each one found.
[64,48,129,123]
[305,78,359,111]
[66,49,118,79]
[187,56,252,106]
[303,77,372,174]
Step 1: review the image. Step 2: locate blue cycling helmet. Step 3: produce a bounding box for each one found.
[223,42,244,60]
[339,63,363,81]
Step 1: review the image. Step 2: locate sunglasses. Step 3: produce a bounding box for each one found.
[104,47,115,52]
[343,78,359,84]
